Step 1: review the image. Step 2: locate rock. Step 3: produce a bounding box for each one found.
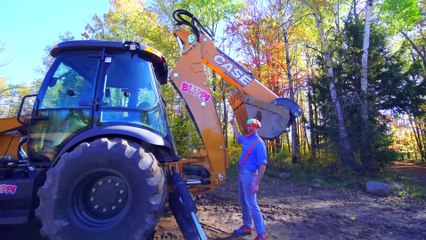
[365,181,391,196]
[279,172,291,180]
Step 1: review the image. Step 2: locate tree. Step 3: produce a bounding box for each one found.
[408,116,426,162]
[264,0,303,162]
[150,0,243,36]
[360,0,373,169]
[0,42,11,117]
[84,0,177,64]
[381,0,425,70]
[0,77,32,118]
[0,77,11,117]
[379,0,425,163]
[304,0,358,169]
[226,0,313,163]
[226,1,285,157]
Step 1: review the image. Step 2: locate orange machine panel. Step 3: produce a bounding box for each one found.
[0,118,27,159]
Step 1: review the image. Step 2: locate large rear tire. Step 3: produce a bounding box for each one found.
[35,138,166,240]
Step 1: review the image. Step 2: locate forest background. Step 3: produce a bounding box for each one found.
[0,0,425,176]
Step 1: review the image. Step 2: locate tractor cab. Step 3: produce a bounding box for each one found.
[25,41,173,162]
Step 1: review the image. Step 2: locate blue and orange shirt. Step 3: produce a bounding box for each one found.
[237,133,268,171]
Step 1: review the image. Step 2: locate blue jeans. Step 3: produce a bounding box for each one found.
[238,169,266,235]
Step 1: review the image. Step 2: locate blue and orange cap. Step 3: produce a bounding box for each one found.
[246,118,261,128]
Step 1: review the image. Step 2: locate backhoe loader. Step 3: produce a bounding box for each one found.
[0,10,301,240]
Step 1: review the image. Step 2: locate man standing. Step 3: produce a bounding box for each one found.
[230,118,268,240]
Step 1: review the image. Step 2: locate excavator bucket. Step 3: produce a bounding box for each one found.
[229,90,301,139]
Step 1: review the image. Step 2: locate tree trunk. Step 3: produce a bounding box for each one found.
[283,29,299,164]
[360,0,373,170]
[307,85,315,160]
[312,6,357,169]
[285,133,291,153]
[275,138,281,154]
[410,117,426,162]
[306,53,317,161]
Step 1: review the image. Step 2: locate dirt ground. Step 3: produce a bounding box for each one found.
[154,162,426,240]
[1,162,425,240]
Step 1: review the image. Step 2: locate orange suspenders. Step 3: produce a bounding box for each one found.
[241,137,260,167]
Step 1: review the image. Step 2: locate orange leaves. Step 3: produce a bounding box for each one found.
[224,0,312,97]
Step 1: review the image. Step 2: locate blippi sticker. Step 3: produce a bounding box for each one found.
[180,82,212,102]
[0,184,17,194]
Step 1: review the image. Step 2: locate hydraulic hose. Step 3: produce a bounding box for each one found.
[172,9,213,41]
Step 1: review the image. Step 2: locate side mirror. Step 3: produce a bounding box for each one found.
[17,94,37,126]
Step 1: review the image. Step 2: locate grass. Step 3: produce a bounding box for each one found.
[226,157,426,200]
[379,168,426,199]
[273,159,425,199]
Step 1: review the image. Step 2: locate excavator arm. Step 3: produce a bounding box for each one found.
[168,10,302,194]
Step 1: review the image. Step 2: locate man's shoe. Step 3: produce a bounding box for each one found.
[254,234,268,240]
[233,225,253,235]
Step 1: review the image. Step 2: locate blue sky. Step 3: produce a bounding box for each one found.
[0,0,110,85]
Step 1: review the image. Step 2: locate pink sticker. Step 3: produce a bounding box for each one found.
[0,184,18,194]
[181,82,212,102]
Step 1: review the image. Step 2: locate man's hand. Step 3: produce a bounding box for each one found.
[251,164,266,194]
[250,182,260,194]
[230,118,240,138]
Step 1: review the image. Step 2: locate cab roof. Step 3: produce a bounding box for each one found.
[50,40,127,57]
[50,40,169,84]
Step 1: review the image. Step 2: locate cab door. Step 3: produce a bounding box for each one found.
[28,51,99,162]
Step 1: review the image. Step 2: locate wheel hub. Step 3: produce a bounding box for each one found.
[85,176,128,219]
